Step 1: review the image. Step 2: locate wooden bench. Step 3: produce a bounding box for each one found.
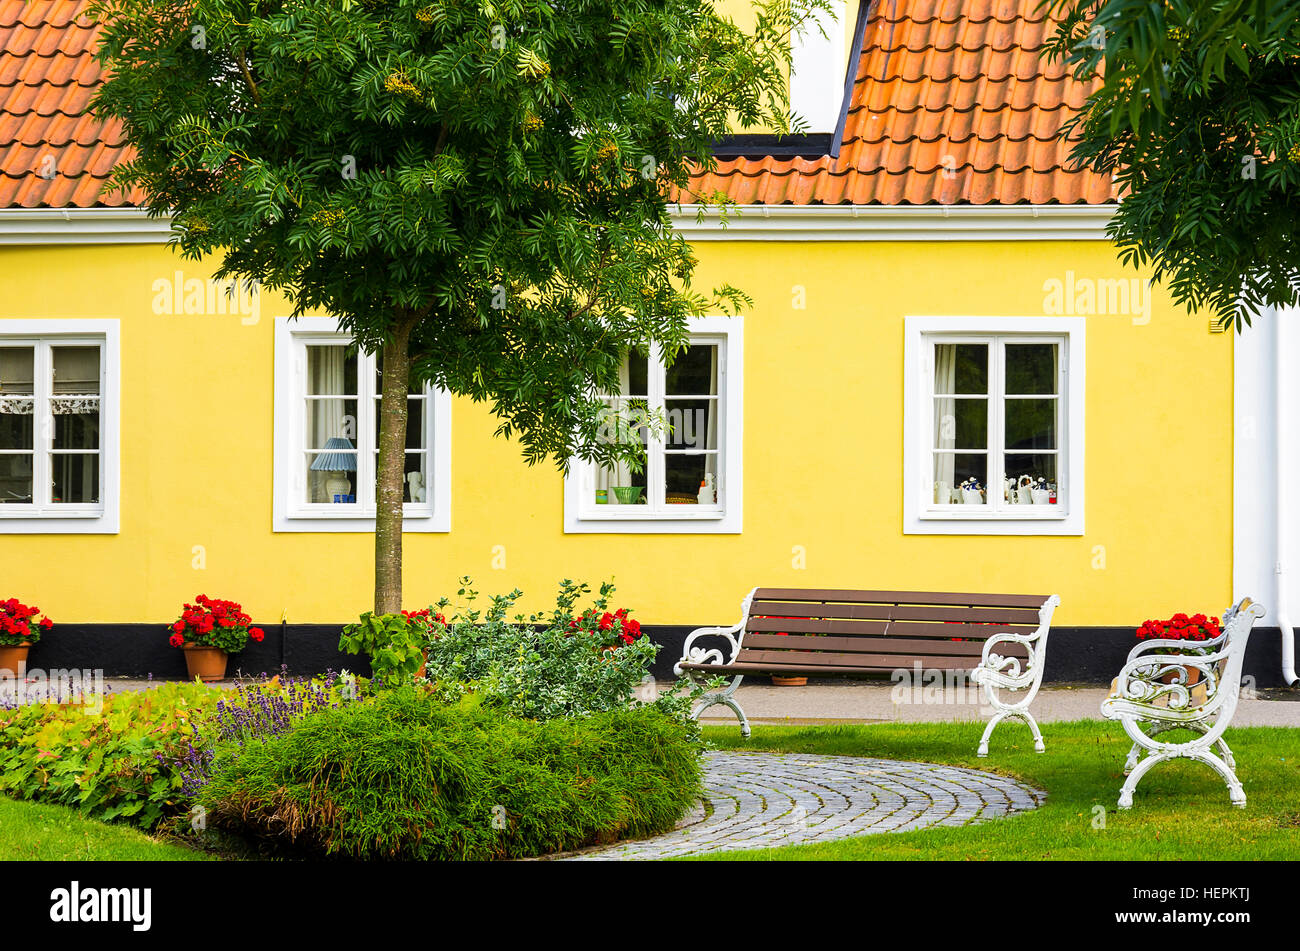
[674,587,1060,751]
[1101,596,1264,809]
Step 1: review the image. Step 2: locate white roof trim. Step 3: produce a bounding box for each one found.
[0,208,173,244]
[0,203,1117,245]
[669,203,1117,241]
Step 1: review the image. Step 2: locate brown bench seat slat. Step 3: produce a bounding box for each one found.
[681,660,984,676]
[752,589,1049,608]
[740,634,1030,658]
[734,648,1025,669]
[750,601,1042,624]
[745,617,1038,638]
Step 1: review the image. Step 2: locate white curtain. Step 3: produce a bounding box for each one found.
[933,344,956,503]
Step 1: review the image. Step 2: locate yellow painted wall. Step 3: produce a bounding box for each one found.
[0,237,1232,628]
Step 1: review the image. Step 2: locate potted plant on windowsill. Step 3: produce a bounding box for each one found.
[168,595,264,682]
[0,598,53,675]
[1135,612,1222,686]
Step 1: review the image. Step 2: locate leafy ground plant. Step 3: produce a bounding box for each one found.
[0,681,219,829]
[194,686,703,860]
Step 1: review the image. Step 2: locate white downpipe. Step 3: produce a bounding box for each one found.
[1274,308,1299,685]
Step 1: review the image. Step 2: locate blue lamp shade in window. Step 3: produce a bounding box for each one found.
[310,437,357,472]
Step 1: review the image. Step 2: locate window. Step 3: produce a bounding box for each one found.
[904,316,1085,535]
[0,321,118,534]
[564,315,743,533]
[273,317,451,532]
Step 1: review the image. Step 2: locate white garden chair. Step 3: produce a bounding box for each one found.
[1100,597,1265,809]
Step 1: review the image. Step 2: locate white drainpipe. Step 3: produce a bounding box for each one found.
[1274,307,1299,685]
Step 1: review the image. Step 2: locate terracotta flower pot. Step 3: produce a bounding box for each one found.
[771,675,807,687]
[182,643,228,682]
[0,642,30,676]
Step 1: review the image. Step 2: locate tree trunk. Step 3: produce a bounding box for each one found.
[374,316,415,615]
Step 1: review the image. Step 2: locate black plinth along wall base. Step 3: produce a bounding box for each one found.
[20,624,1297,688]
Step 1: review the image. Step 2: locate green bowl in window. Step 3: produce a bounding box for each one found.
[611,486,643,504]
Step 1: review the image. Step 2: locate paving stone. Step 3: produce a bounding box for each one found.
[562,750,1045,860]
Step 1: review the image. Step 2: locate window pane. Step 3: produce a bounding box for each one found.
[0,454,32,503]
[934,397,987,450]
[1005,344,1058,395]
[0,402,33,451]
[1005,455,1059,504]
[933,452,987,504]
[665,344,717,396]
[934,344,987,395]
[52,398,99,450]
[51,346,99,395]
[1005,399,1057,451]
[664,398,717,451]
[594,402,647,506]
[0,347,34,395]
[308,346,357,396]
[665,453,718,504]
[403,451,427,503]
[306,398,357,451]
[1,349,37,452]
[307,451,357,503]
[51,452,99,503]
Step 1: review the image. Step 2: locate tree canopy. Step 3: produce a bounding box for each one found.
[1045,0,1300,327]
[90,0,820,610]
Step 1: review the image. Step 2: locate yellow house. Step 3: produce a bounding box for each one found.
[1,0,1274,682]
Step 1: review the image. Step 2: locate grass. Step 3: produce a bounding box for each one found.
[693,719,1300,860]
[0,796,210,861]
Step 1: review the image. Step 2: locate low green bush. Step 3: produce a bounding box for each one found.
[194,687,703,860]
[0,682,219,829]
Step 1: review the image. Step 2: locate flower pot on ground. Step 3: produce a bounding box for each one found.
[771,675,807,687]
[168,595,265,683]
[0,598,53,675]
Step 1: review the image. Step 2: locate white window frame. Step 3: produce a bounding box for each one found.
[564,315,743,534]
[273,316,451,533]
[0,319,119,534]
[903,315,1085,536]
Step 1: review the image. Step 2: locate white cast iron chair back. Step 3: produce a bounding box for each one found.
[674,587,758,737]
[1100,597,1265,809]
[969,595,1061,757]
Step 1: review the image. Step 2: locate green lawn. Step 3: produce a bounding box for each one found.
[0,797,209,861]
[693,720,1300,860]
[2,718,1295,861]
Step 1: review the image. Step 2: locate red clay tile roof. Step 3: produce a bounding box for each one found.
[685,0,1117,205]
[2,0,1113,209]
[0,0,139,208]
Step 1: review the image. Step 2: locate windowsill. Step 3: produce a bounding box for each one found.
[920,508,1069,520]
[274,509,449,533]
[0,512,117,534]
[565,509,741,534]
[576,507,725,520]
[905,511,1083,536]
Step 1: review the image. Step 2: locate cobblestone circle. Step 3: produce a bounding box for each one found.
[564,750,1045,860]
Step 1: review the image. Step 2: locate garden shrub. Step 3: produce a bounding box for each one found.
[417,578,709,726]
[194,687,703,860]
[0,682,219,829]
